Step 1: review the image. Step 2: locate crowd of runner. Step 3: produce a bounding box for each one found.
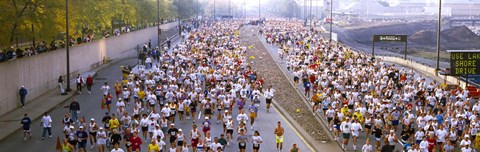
[22,18,480,152]
[19,20,312,152]
[259,19,479,152]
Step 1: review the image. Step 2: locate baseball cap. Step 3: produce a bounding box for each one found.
[69,126,74,129]
[91,118,95,121]
[79,126,84,129]
[205,117,209,119]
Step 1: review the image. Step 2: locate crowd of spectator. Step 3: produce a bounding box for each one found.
[0,20,179,63]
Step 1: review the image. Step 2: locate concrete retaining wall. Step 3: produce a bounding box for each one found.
[0,22,178,116]
[379,56,465,88]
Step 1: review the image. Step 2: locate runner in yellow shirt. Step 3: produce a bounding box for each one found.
[108,115,120,131]
[148,139,161,152]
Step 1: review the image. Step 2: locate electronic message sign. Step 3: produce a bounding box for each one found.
[448,50,480,76]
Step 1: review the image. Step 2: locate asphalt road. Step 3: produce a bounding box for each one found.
[258,33,437,152]
[0,35,312,152]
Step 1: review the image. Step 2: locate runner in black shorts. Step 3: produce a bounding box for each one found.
[237,129,247,152]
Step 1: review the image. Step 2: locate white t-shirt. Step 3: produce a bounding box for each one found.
[461,147,473,152]
[340,122,352,134]
[362,144,373,152]
[209,142,222,151]
[460,139,471,147]
[252,135,262,146]
[101,85,110,95]
[351,122,362,136]
[435,129,447,142]
[41,115,52,128]
[111,148,124,152]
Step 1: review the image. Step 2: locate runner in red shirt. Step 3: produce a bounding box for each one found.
[427,134,436,152]
[130,132,143,152]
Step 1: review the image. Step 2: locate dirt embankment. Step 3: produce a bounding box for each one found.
[239,27,330,141]
[340,21,480,51]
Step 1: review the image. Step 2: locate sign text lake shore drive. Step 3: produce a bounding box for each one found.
[448,50,480,76]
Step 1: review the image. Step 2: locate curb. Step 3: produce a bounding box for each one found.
[270,98,321,152]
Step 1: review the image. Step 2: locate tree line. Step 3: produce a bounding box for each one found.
[0,0,198,48]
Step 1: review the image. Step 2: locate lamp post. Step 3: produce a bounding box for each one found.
[259,0,261,20]
[304,0,307,26]
[329,0,333,42]
[65,0,71,92]
[213,0,216,20]
[157,0,160,46]
[310,0,313,29]
[436,0,442,72]
[197,0,199,19]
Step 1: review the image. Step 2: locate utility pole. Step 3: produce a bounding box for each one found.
[310,0,313,28]
[213,0,216,20]
[65,0,71,92]
[197,0,199,19]
[329,0,333,42]
[157,0,160,46]
[436,0,442,72]
[259,0,261,20]
[304,0,307,26]
[229,0,231,16]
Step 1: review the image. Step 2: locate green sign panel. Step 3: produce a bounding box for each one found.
[448,50,480,76]
[373,35,407,42]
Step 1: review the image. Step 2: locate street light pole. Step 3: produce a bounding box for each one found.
[304,0,307,26]
[65,0,71,92]
[436,0,442,71]
[310,0,313,28]
[157,0,160,46]
[329,0,333,42]
[259,0,261,20]
[213,0,216,20]
[197,0,199,19]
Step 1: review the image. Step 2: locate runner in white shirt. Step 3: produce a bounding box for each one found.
[435,125,447,149]
[209,137,223,152]
[339,117,352,150]
[351,120,363,151]
[139,114,149,139]
[96,127,107,152]
[361,139,373,152]
[252,131,263,152]
[101,83,111,96]
[419,137,429,152]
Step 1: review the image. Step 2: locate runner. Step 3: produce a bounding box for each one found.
[76,126,88,152]
[190,124,201,152]
[62,138,75,152]
[274,121,284,152]
[248,101,258,129]
[225,116,234,147]
[263,86,275,112]
[21,113,32,141]
[97,127,107,152]
[202,117,211,137]
[340,117,352,150]
[351,119,363,150]
[237,129,248,152]
[88,118,99,150]
[252,130,263,152]
[148,139,160,152]
[362,139,373,152]
[130,131,142,152]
